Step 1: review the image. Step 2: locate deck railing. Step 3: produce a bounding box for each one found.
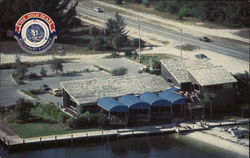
[109,116,128,125]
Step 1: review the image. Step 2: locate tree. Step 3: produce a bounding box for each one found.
[202,92,216,120]
[0,0,79,39]
[50,57,63,73]
[13,98,34,122]
[40,67,47,77]
[88,36,108,50]
[111,33,125,53]
[142,0,150,8]
[114,0,123,4]
[12,56,28,78]
[106,13,127,37]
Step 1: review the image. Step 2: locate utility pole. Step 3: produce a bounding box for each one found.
[103,11,106,40]
[180,29,183,60]
[138,17,141,62]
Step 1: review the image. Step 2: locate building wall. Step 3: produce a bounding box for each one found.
[161,63,180,87]
[63,89,70,108]
[200,84,236,107]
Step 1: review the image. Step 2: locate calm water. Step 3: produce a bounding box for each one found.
[0,134,247,158]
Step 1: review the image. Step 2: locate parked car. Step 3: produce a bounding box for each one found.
[195,54,208,59]
[94,7,104,13]
[199,36,211,42]
[41,84,51,92]
[49,88,62,96]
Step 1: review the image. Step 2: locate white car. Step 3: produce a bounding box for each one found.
[94,7,104,13]
[49,88,62,96]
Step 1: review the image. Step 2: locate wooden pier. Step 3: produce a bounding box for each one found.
[0,119,248,151]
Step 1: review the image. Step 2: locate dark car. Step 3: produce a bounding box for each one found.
[41,84,51,91]
[199,36,210,42]
[195,54,208,59]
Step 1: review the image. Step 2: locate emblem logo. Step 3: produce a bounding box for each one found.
[13,12,57,54]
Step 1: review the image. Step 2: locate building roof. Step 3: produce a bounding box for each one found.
[159,89,186,104]
[187,66,237,86]
[60,74,170,105]
[118,94,150,109]
[139,92,171,107]
[97,97,128,112]
[161,59,236,85]
[161,59,216,83]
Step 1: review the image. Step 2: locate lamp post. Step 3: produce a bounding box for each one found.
[180,29,183,59]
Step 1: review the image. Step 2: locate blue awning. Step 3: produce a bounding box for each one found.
[159,89,185,104]
[118,94,150,109]
[139,92,171,107]
[97,97,129,112]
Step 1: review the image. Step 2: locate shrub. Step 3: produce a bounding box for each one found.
[89,27,99,36]
[138,70,143,73]
[125,50,133,56]
[88,36,108,51]
[150,58,161,70]
[96,112,107,127]
[66,117,78,128]
[115,0,123,4]
[142,0,150,7]
[12,99,34,123]
[12,73,25,85]
[178,7,194,19]
[111,67,128,76]
[155,1,167,12]
[130,38,145,48]
[40,67,47,77]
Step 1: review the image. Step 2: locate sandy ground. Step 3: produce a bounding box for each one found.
[77,15,249,74]
[94,0,250,44]
[187,129,249,157]
[1,8,249,74]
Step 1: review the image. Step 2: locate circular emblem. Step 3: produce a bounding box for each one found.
[13,12,57,54]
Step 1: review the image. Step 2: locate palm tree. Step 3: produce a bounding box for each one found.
[202,92,216,120]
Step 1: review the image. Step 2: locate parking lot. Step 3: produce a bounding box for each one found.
[0,58,143,106]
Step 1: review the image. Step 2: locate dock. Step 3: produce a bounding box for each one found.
[0,119,249,151]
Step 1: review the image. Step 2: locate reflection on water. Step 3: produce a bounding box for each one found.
[0,134,247,158]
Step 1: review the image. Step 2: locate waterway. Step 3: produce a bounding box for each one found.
[0,134,247,158]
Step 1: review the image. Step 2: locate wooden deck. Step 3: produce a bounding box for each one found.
[0,119,249,151]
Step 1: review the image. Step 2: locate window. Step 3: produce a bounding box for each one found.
[194,84,200,90]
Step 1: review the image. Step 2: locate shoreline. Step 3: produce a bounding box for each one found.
[1,120,249,152]
[186,130,249,157]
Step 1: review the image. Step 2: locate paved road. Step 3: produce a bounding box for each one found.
[0,58,142,106]
[76,5,249,61]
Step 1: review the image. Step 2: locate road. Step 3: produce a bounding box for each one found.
[76,5,249,61]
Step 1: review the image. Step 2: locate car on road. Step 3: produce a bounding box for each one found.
[195,54,208,59]
[49,88,62,96]
[94,7,104,13]
[41,84,51,92]
[199,36,211,42]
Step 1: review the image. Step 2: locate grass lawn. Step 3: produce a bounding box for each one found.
[6,123,100,138]
[5,107,100,138]
[123,53,179,67]
[20,90,38,99]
